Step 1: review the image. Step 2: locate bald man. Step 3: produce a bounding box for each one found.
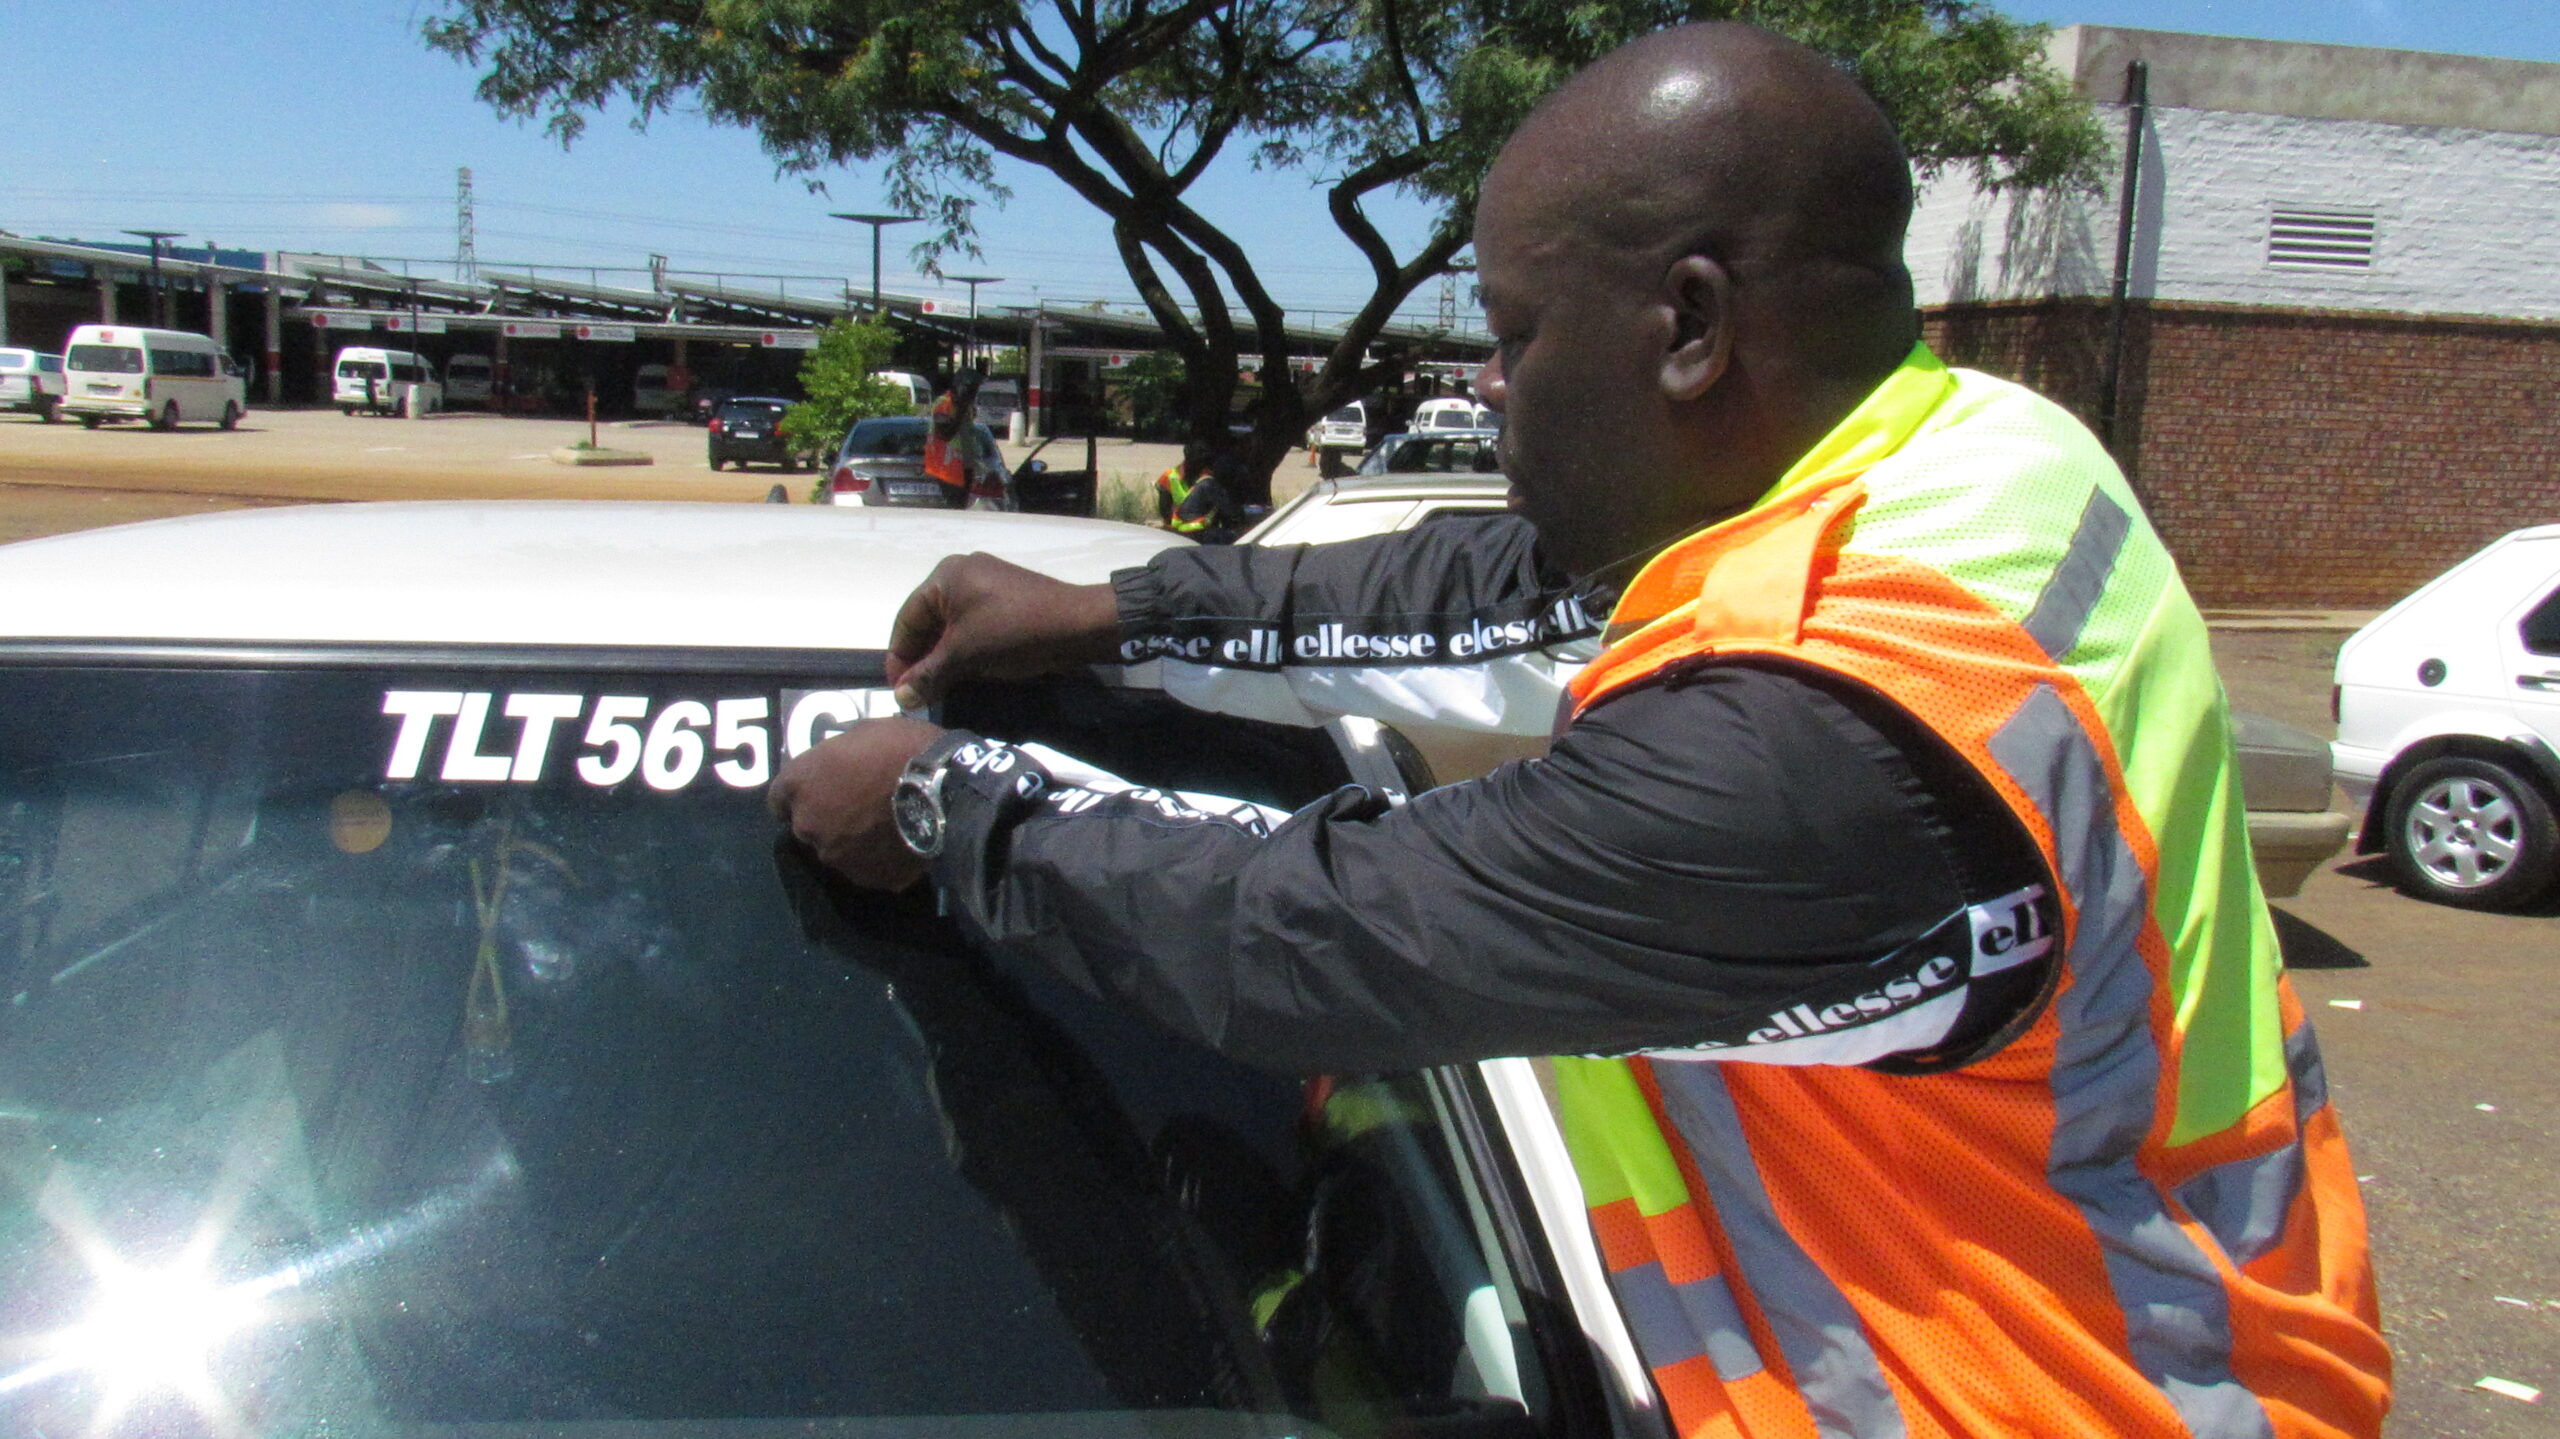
[774,23,2389,1438]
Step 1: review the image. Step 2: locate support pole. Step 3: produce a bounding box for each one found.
[2098,59,2150,462]
[100,266,119,323]
[1027,301,1047,439]
[207,276,228,350]
[262,280,284,405]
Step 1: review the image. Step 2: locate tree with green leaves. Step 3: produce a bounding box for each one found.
[778,318,908,466]
[1114,351,1188,441]
[426,0,2100,503]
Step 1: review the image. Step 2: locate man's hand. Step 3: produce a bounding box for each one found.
[769,716,947,891]
[884,553,1122,710]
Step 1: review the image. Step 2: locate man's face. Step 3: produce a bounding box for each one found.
[1470,169,1678,581]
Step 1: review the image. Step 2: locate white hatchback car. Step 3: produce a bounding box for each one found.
[2332,524,2560,909]
[0,500,1663,1439]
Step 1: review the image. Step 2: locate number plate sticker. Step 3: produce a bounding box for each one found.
[379,687,903,791]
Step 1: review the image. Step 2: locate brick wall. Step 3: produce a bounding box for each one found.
[1924,299,2560,606]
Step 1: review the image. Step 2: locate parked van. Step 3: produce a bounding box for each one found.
[974,377,1024,431]
[1412,396,1497,432]
[0,348,66,422]
[876,370,935,414]
[632,363,680,417]
[443,353,495,407]
[332,346,443,417]
[60,325,247,430]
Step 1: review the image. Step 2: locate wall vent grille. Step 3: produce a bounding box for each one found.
[2267,207,2377,270]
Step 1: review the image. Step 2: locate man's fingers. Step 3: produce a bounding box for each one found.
[886,568,953,672]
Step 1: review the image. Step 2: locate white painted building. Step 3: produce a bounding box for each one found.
[1907,25,2560,321]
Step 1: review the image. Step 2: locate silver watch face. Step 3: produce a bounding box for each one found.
[891,777,945,858]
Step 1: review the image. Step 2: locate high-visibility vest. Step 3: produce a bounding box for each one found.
[924,393,968,493]
[1158,463,1211,533]
[1552,345,2388,1439]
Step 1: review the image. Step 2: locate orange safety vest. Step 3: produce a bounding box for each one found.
[924,393,968,493]
[1552,349,2388,1439]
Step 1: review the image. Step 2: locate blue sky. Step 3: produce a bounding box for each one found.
[6,1,2554,325]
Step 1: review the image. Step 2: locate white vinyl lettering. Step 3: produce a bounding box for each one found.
[711,697,772,787]
[505,693,586,781]
[441,692,515,783]
[382,690,465,779]
[641,701,711,791]
[576,696,651,785]
[784,689,873,758]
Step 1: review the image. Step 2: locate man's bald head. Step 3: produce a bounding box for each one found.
[1470,24,1921,580]
[1486,23,1915,372]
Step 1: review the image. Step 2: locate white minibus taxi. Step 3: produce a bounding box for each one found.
[333,346,444,417]
[443,353,496,407]
[60,325,247,431]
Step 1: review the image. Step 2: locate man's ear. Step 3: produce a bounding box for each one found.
[1659,255,1732,402]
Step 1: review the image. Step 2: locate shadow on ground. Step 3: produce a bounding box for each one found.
[2272,907,2368,970]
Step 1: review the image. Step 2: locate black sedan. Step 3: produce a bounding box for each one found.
[706,397,800,471]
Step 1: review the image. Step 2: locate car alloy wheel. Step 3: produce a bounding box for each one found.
[2387,754,2560,910]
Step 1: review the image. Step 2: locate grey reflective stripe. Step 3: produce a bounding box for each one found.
[1650,1063,1907,1439]
[2287,1021,2330,1122]
[2020,488,2132,660]
[2174,1022,2334,1268]
[1608,1260,1765,1381]
[1988,686,2276,1439]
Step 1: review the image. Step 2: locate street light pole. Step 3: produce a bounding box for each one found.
[829,212,920,317]
[945,273,1003,371]
[122,228,181,328]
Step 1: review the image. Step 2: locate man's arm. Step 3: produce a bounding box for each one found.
[887,516,1604,733]
[909,663,2056,1075]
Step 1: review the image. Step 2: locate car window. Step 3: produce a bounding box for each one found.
[339,360,389,380]
[717,402,784,423]
[2522,580,2560,657]
[0,661,1556,1437]
[843,418,932,456]
[1325,406,1363,425]
[0,354,25,372]
[69,345,145,375]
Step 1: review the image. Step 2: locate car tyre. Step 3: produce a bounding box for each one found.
[38,395,60,423]
[2385,754,2560,910]
[219,401,242,432]
[80,413,102,430]
[151,401,181,432]
[708,457,725,472]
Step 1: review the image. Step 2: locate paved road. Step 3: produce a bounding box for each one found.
[2,411,2549,1432]
[2218,625,2559,1437]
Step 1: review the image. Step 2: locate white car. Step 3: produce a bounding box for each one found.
[1303,400,1368,453]
[2332,524,2560,908]
[0,500,1663,1439]
[0,347,66,421]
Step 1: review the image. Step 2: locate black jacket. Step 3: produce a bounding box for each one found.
[927,515,2057,1076]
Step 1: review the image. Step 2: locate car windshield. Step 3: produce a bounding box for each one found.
[0,661,1554,1438]
[1324,407,1362,426]
[339,361,389,380]
[718,402,785,423]
[68,346,144,375]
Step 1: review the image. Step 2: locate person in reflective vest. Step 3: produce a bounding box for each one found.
[774,23,2389,1437]
[1156,441,1214,533]
[923,370,983,508]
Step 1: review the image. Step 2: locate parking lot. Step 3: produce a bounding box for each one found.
[0,409,2551,1435]
[0,404,1220,543]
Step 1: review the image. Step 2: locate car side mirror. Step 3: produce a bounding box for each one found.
[1021,459,1048,476]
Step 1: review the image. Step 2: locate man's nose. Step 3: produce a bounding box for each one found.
[1473,350,1507,410]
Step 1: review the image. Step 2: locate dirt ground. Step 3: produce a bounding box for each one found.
[0,405,1291,543]
[2,407,2549,1434]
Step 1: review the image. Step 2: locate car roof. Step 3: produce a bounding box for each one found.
[1304,474,1510,503]
[722,395,795,406]
[0,502,1179,651]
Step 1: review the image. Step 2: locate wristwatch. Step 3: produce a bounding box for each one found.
[891,733,972,859]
